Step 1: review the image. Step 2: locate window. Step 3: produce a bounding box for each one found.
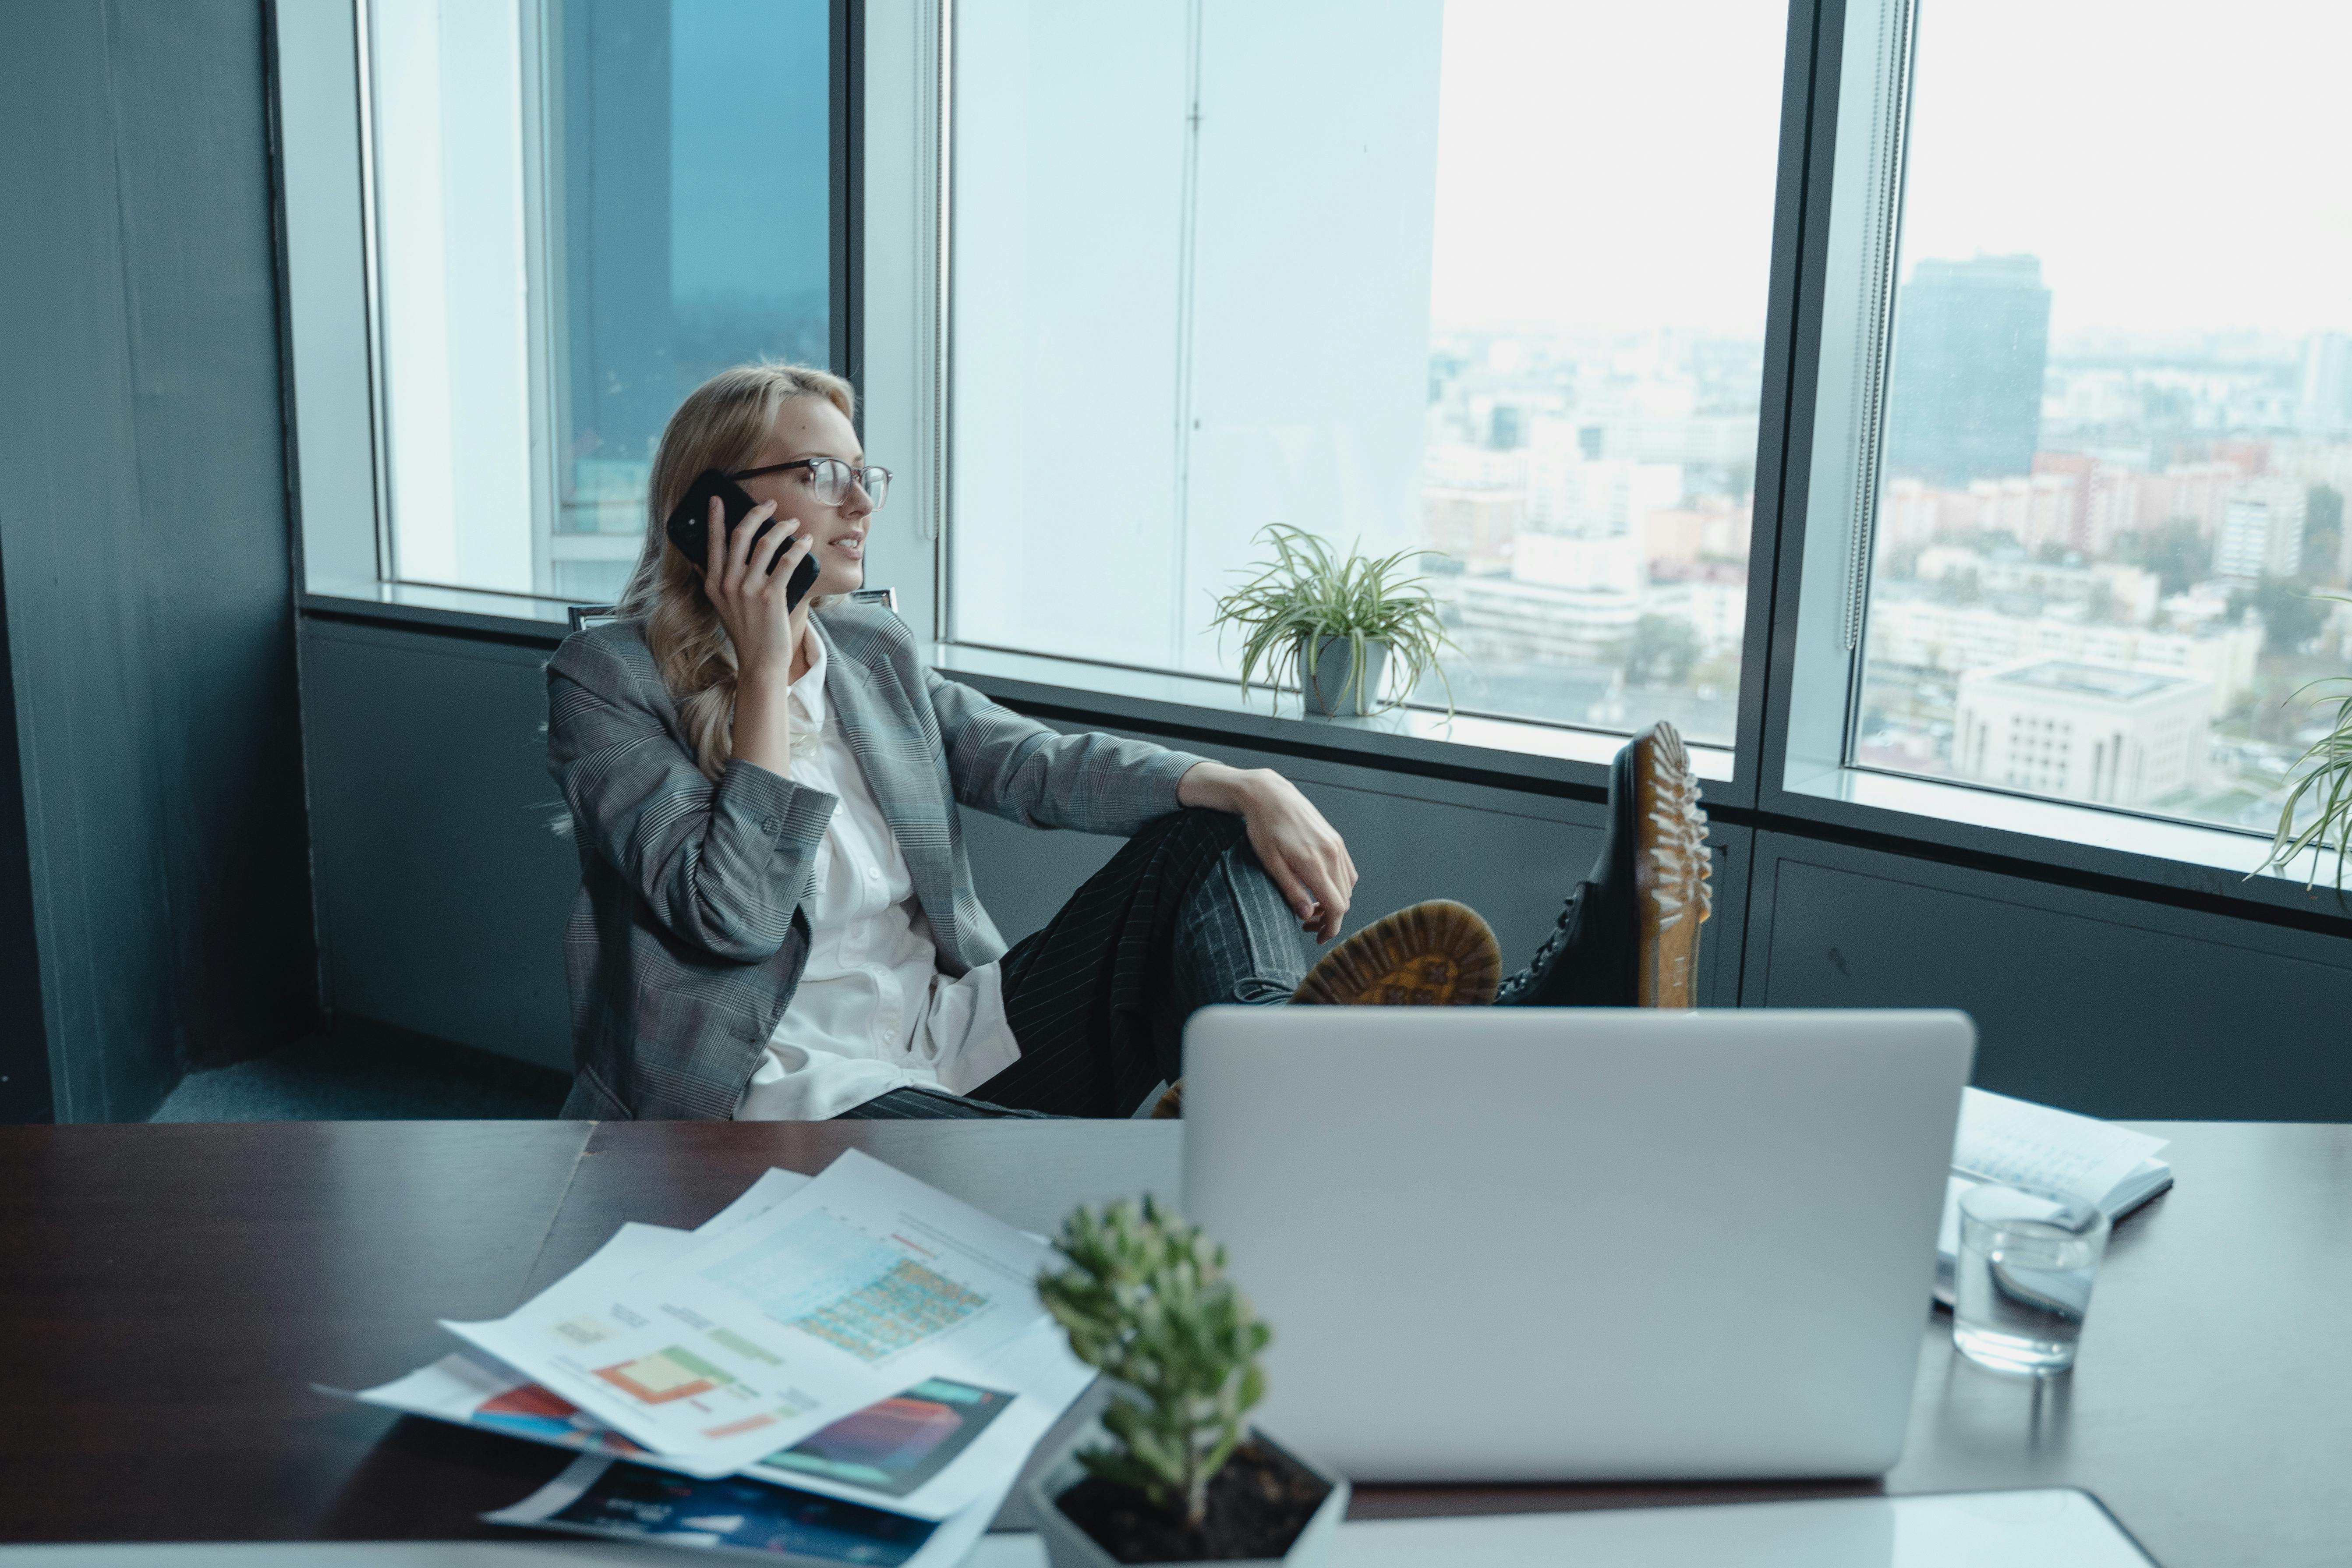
[276,0,2352,898]
[362,0,838,608]
[947,1,1784,745]
[1851,0,2352,837]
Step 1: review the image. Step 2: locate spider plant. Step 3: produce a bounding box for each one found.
[1206,524,1455,716]
[2260,669,2352,892]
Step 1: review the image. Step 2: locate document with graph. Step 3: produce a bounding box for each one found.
[445,1148,1054,1473]
[358,1186,1086,1516]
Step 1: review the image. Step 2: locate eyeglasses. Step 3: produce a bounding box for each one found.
[729,457,891,510]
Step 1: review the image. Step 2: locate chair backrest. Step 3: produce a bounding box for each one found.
[565,589,897,636]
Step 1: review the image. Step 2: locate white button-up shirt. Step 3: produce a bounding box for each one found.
[735,631,1022,1120]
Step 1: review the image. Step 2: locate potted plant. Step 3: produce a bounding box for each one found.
[2262,657,2352,890]
[1026,1197,1348,1566]
[1207,524,1454,718]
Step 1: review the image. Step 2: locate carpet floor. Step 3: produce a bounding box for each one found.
[151,1026,570,1122]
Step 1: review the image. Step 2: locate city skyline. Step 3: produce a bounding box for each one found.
[1415,270,2352,836]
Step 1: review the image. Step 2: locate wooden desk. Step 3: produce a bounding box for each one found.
[0,1120,2344,1567]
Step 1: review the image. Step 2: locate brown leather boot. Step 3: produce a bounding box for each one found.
[1632,723,1712,1007]
[1290,899,1503,1006]
[1494,720,1712,1008]
[1151,899,1502,1118]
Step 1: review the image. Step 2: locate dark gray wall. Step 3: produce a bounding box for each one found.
[300,619,578,1072]
[0,551,49,1122]
[1744,833,2352,1121]
[0,0,316,1122]
[297,615,2352,1121]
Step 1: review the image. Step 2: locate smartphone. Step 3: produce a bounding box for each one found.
[664,468,822,610]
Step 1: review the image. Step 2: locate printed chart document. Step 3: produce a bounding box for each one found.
[363,1325,1086,1518]
[747,1320,1087,1516]
[1933,1089,2173,1304]
[446,1150,1054,1474]
[356,1165,1090,1518]
[487,1451,1013,1568]
[696,1168,817,1241]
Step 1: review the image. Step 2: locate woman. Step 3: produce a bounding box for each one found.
[547,363,1478,1122]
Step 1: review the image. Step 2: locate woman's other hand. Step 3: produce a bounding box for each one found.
[1179,763,1357,943]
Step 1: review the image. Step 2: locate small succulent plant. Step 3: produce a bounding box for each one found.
[1036,1197,1270,1528]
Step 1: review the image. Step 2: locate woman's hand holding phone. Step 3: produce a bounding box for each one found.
[705,496,814,778]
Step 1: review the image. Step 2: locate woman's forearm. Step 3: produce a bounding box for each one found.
[1176,759,1259,812]
[1178,759,1357,942]
[732,665,794,777]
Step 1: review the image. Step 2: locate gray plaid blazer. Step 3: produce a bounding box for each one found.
[547,603,1204,1120]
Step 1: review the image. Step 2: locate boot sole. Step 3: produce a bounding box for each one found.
[1154,900,1503,1118]
[1630,722,1712,1007]
[1291,899,1503,1007]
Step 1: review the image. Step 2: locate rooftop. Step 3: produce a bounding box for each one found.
[1981,661,2195,701]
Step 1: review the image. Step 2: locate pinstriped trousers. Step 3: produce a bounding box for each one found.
[834,808,1304,1121]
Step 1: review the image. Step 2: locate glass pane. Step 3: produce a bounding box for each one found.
[367,0,833,606]
[951,3,1191,668]
[1418,2,1780,743]
[548,0,833,605]
[369,0,538,594]
[951,0,1782,746]
[1859,0,2352,836]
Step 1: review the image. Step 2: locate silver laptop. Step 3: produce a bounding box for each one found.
[1181,1006,1975,1483]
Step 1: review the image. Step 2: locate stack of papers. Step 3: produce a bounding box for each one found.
[1933,1089,2174,1305]
[336,1150,1095,1565]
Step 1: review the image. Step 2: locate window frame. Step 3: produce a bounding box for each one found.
[921,0,1802,808]
[271,0,2352,923]
[1755,0,2352,915]
[272,0,863,626]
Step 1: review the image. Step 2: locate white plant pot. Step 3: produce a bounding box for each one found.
[1298,637,1388,718]
[1024,1422,1350,1568]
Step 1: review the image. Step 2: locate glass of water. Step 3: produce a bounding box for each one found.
[1953,1183,2111,1375]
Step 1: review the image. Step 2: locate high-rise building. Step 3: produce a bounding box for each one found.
[1883,255,2053,486]
[2302,332,2352,437]
[2215,479,2309,582]
[2135,461,2242,537]
[1422,488,1522,575]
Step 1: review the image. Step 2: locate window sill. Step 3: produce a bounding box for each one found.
[1775,760,2352,926]
[300,582,574,645]
[295,594,1701,797]
[296,586,2352,927]
[929,642,1735,796]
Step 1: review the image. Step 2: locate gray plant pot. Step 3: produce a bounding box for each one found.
[1298,636,1388,717]
[1024,1421,1349,1568]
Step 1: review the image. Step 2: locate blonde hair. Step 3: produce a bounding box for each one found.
[617,363,857,779]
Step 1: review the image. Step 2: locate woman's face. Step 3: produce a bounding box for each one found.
[736,397,875,599]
